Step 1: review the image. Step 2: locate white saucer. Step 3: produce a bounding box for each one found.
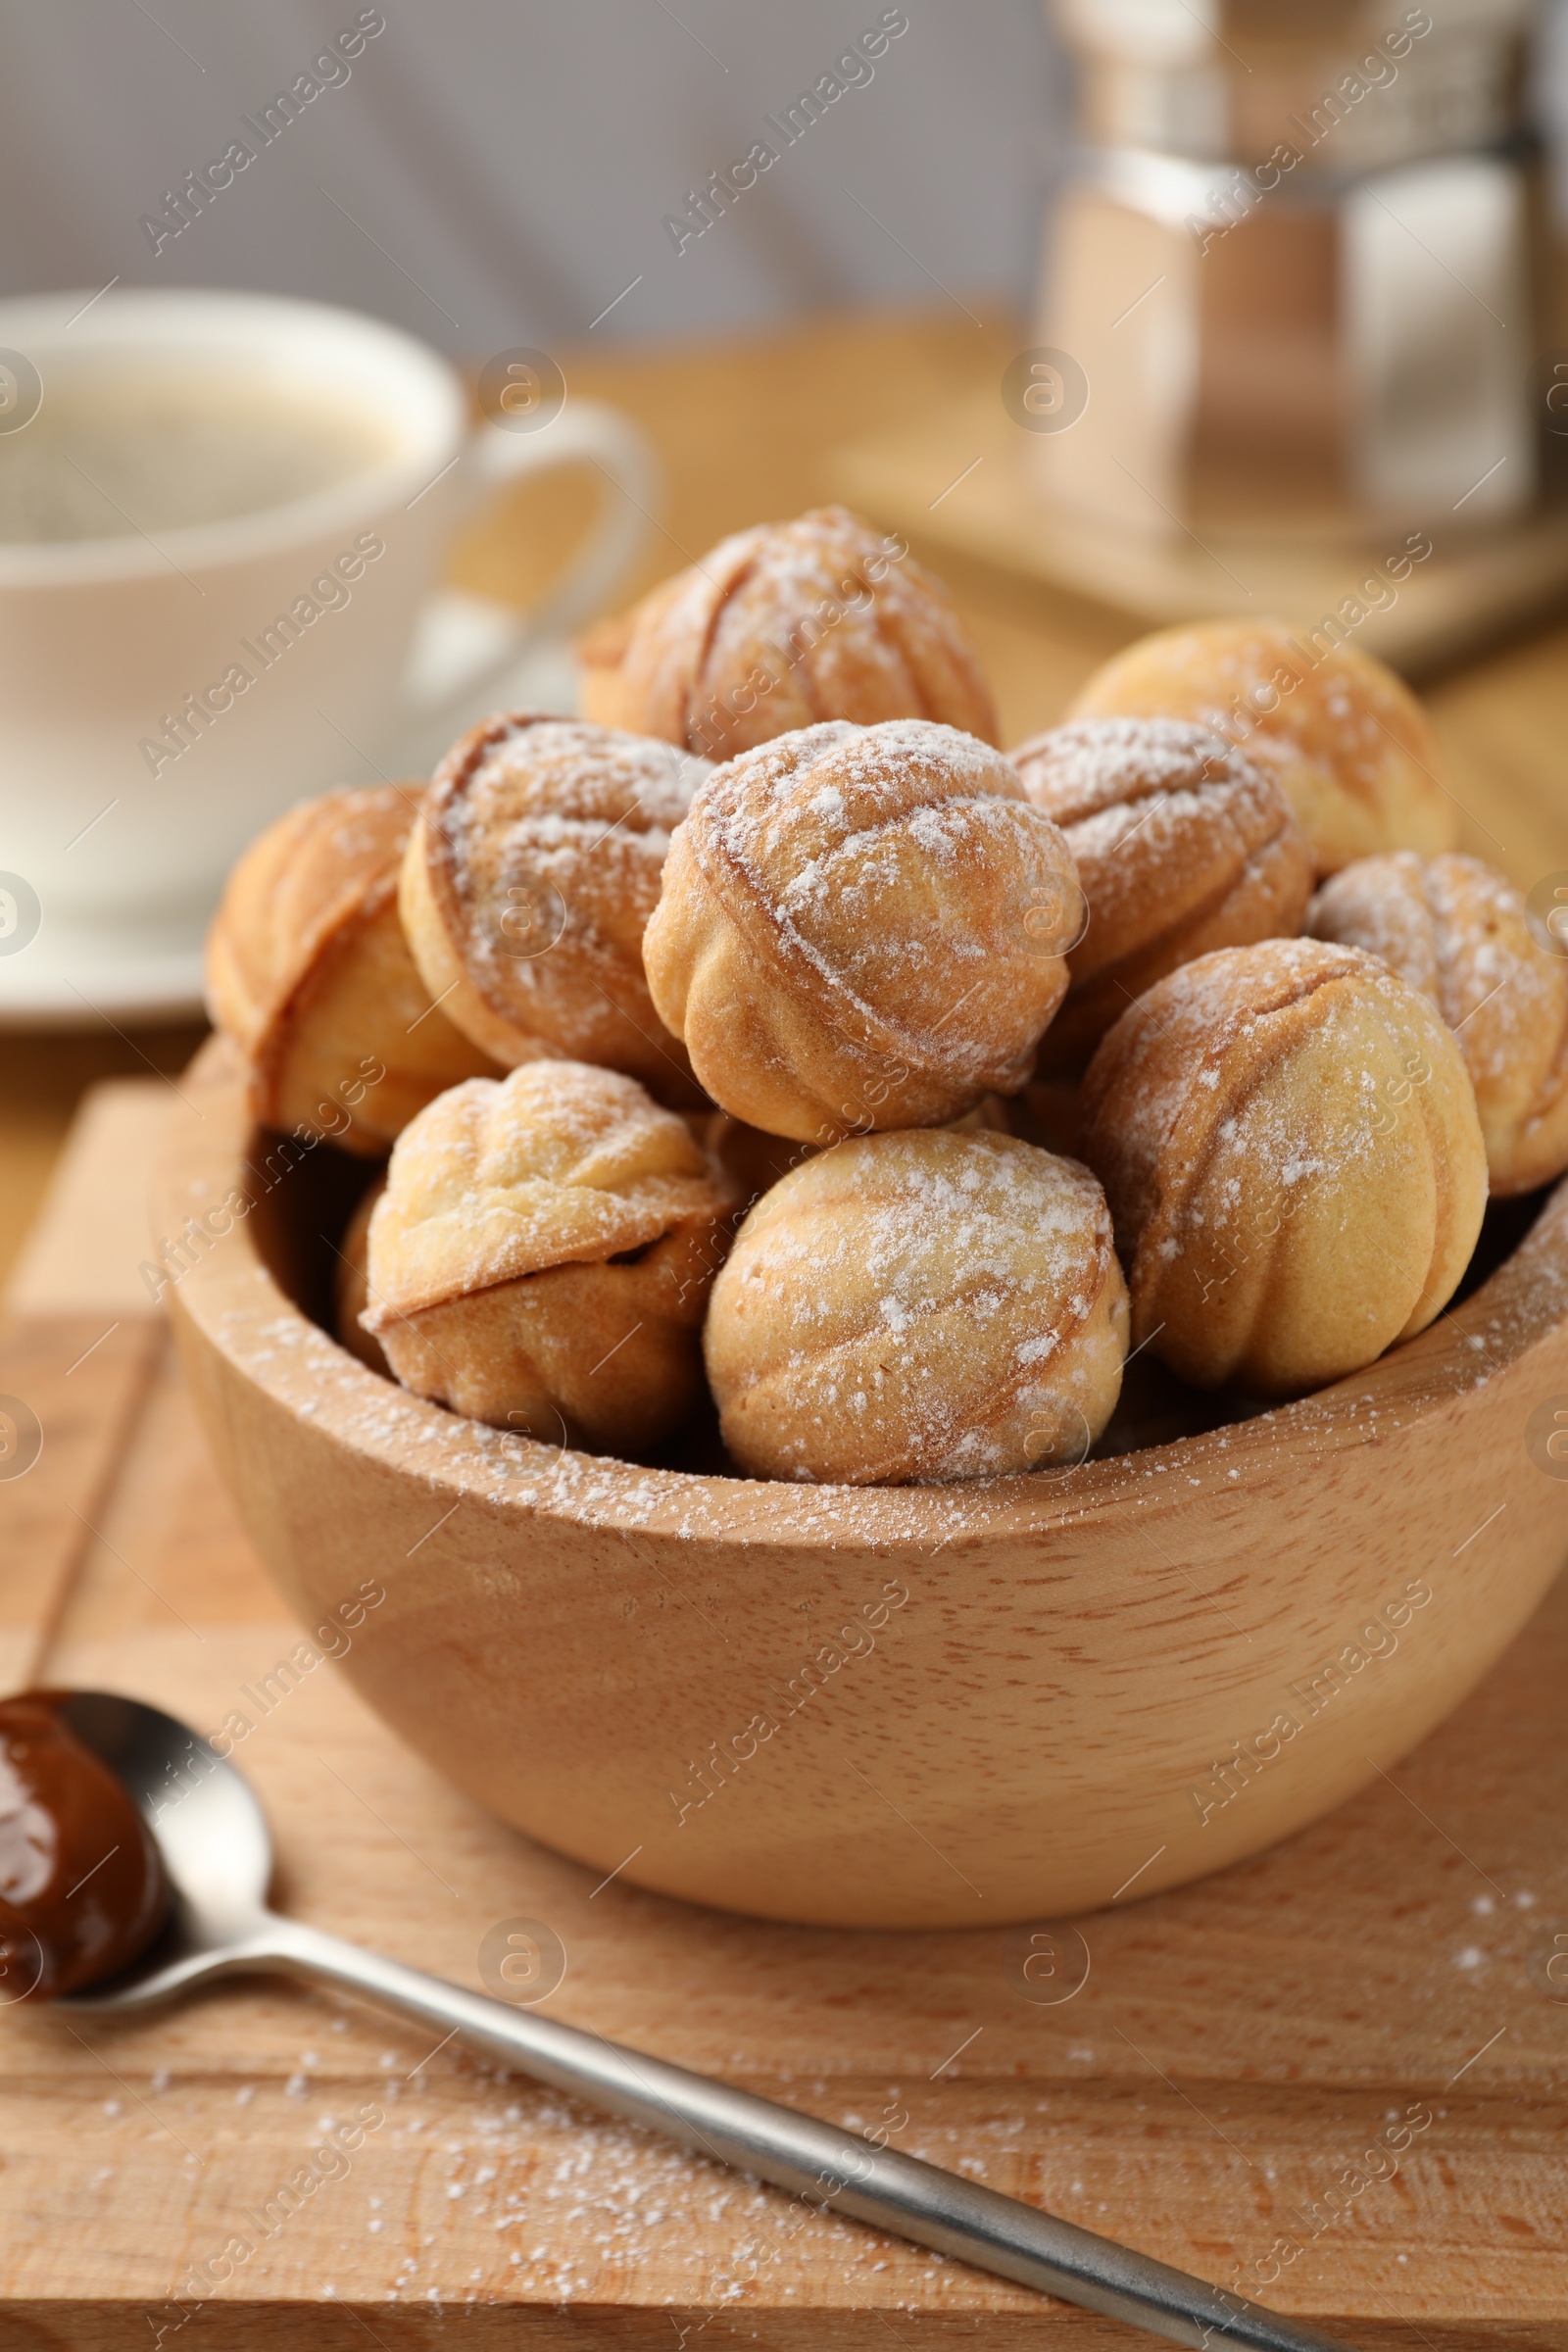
[0,606,581,1031]
[0,935,210,1030]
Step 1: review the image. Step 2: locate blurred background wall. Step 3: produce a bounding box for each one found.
[0,0,1075,348]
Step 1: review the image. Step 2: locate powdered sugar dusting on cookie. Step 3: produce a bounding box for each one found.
[669,719,1079,1098]
[422,716,708,1090]
[612,506,1001,759]
[368,1061,730,1321]
[1309,851,1568,1191]
[1080,938,1487,1393]
[707,1130,1127,1484]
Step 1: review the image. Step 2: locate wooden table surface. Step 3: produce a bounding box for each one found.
[2,1078,1568,2349]
[3,306,1567,1285]
[2,313,1568,2345]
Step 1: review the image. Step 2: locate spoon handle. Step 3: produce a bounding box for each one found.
[258,1912,1347,2352]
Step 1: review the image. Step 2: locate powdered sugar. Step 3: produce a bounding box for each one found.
[368,1063,728,1320]
[670,718,1078,1088]
[1012,716,1258,826]
[1310,851,1568,1108]
[707,1131,1126,1483]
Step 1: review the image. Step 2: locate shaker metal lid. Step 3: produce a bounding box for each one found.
[1054,0,1533,64]
[1052,0,1534,175]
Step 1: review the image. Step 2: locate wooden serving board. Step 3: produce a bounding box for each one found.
[3,1082,1567,2348]
[828,392,1568,677]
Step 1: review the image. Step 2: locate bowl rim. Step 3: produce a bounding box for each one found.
[159,1036,1568,1553]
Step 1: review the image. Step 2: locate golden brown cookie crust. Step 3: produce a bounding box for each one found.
[206,783,495,1154]
[704,1129,1128,1486]
[1079,938,1488,1396]
[372,1233,719,1455]
[574,605,640,728]
[1309,852,1568,1197]
[1011,716,1313,1071]
[400,713,707,1103]
[363,1061,735,1456]
[365,1061,731,1322]
[1067,618,1456,876]
[644,718,1084,1141]
[579,506,1001,760]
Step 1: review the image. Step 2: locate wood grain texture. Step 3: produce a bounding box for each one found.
[154,1035,1568,1935]
[0,1031,204,1298]
[3,1080,1568,2340]
[3,1079,180,1320]
[0,1311,166,1690]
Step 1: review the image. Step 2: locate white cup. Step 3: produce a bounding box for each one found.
[0,287,657,1011]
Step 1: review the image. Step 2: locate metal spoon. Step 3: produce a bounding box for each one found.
[55,1691,1348,2352]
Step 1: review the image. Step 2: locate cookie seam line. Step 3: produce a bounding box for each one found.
[690,775,1059,1095]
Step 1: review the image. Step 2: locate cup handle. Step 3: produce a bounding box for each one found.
[401,398,661,732]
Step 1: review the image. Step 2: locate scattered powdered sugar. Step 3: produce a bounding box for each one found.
[435,719,708,1023]
[367,1064,724,1318]
[686,505,990,743]
[455,718,702,836]
[344,2066,1035,2311]
[710,1132,1121,1482]
[1086,939,1436,1258]
[686,719,1072,1070]
[1011,716,1256,826]
[1310,850,1568,1101]
[1077,621,1436,815]
[318,790,413,872]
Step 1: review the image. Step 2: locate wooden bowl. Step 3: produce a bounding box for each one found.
[158,1037,1568,1931]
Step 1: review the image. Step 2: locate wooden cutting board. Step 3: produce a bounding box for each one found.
[828,391,1568,676]
[2,1080,1567,2349]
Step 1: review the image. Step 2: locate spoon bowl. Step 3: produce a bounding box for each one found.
[37,1687,1345,2352]
[53,1690,272,2011]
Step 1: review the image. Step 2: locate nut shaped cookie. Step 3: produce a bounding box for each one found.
[1068,618,1456,876]
[577,505,1000,759]
[206,784,495,1154]
[1080,939,1488,1396]
[1011,717,1313,1072]
[1309,852,1568,1197]
[400,714,708,1104]
[643,718,1084,1141]
[363,1062,735,1455]
[706,1130,1128,1485]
